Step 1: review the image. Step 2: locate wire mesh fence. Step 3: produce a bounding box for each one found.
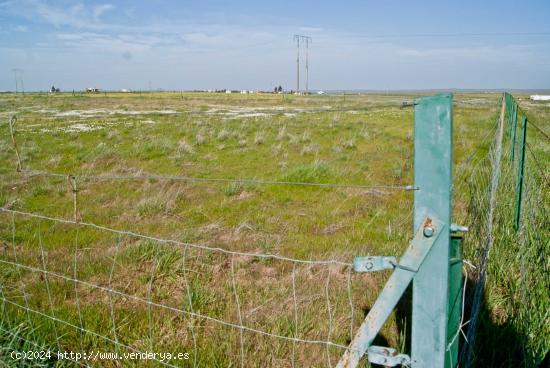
[0,205,363,367]
[1,92,547,367]
[1,107,416,367]
[458,94,549,367]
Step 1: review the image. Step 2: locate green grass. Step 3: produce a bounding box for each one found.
[0,91,547,367]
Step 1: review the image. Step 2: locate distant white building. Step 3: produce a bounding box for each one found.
[226,90,232,94]
[530,95,550,101]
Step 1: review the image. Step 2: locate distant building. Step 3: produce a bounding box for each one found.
[530,95,550,101]
[49,85,61,93]
[86,88,100,93]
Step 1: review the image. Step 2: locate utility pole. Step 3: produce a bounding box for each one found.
[293,35,300,93]
[12,68,22,93]
[293,35,312,95]
[305,36,312,94]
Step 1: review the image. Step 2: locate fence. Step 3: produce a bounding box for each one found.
[1,92,548,367]
[458,93,549,367]
[1,99,417,368]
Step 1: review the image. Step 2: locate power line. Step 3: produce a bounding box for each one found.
[349,31,550,39]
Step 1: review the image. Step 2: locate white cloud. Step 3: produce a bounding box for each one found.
[93,4,115,21]
[1,1,115,29]
[14,25,28,32]
[299,26,322,33]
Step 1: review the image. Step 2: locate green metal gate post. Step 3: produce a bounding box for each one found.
[336,93,461,368]
[514,116,527,231]
[412,93,453,367]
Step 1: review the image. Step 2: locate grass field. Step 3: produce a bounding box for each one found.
[0,91,547,367]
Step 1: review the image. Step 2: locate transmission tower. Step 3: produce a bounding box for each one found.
[292,35,312,94]
[293,35,300,93]
[304,36,312,94]
[12,68,23,93]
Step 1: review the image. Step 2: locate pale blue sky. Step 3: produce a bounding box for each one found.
[1,0,550,91]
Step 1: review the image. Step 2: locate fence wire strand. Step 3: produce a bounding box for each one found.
[0,258,354,352]
[18,169,417,192]
[0,207,352,267]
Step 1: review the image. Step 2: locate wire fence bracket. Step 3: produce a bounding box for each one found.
[336,216,446,368]
[353,256,396,272]
[367,346,411,367]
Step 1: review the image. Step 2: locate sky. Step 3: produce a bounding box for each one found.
[1,0,550,91]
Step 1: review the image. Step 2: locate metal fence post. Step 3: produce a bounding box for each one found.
[510,101,518,161]
[514,116,527,231]
[507,93,514,135]
[412,93,453,367]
